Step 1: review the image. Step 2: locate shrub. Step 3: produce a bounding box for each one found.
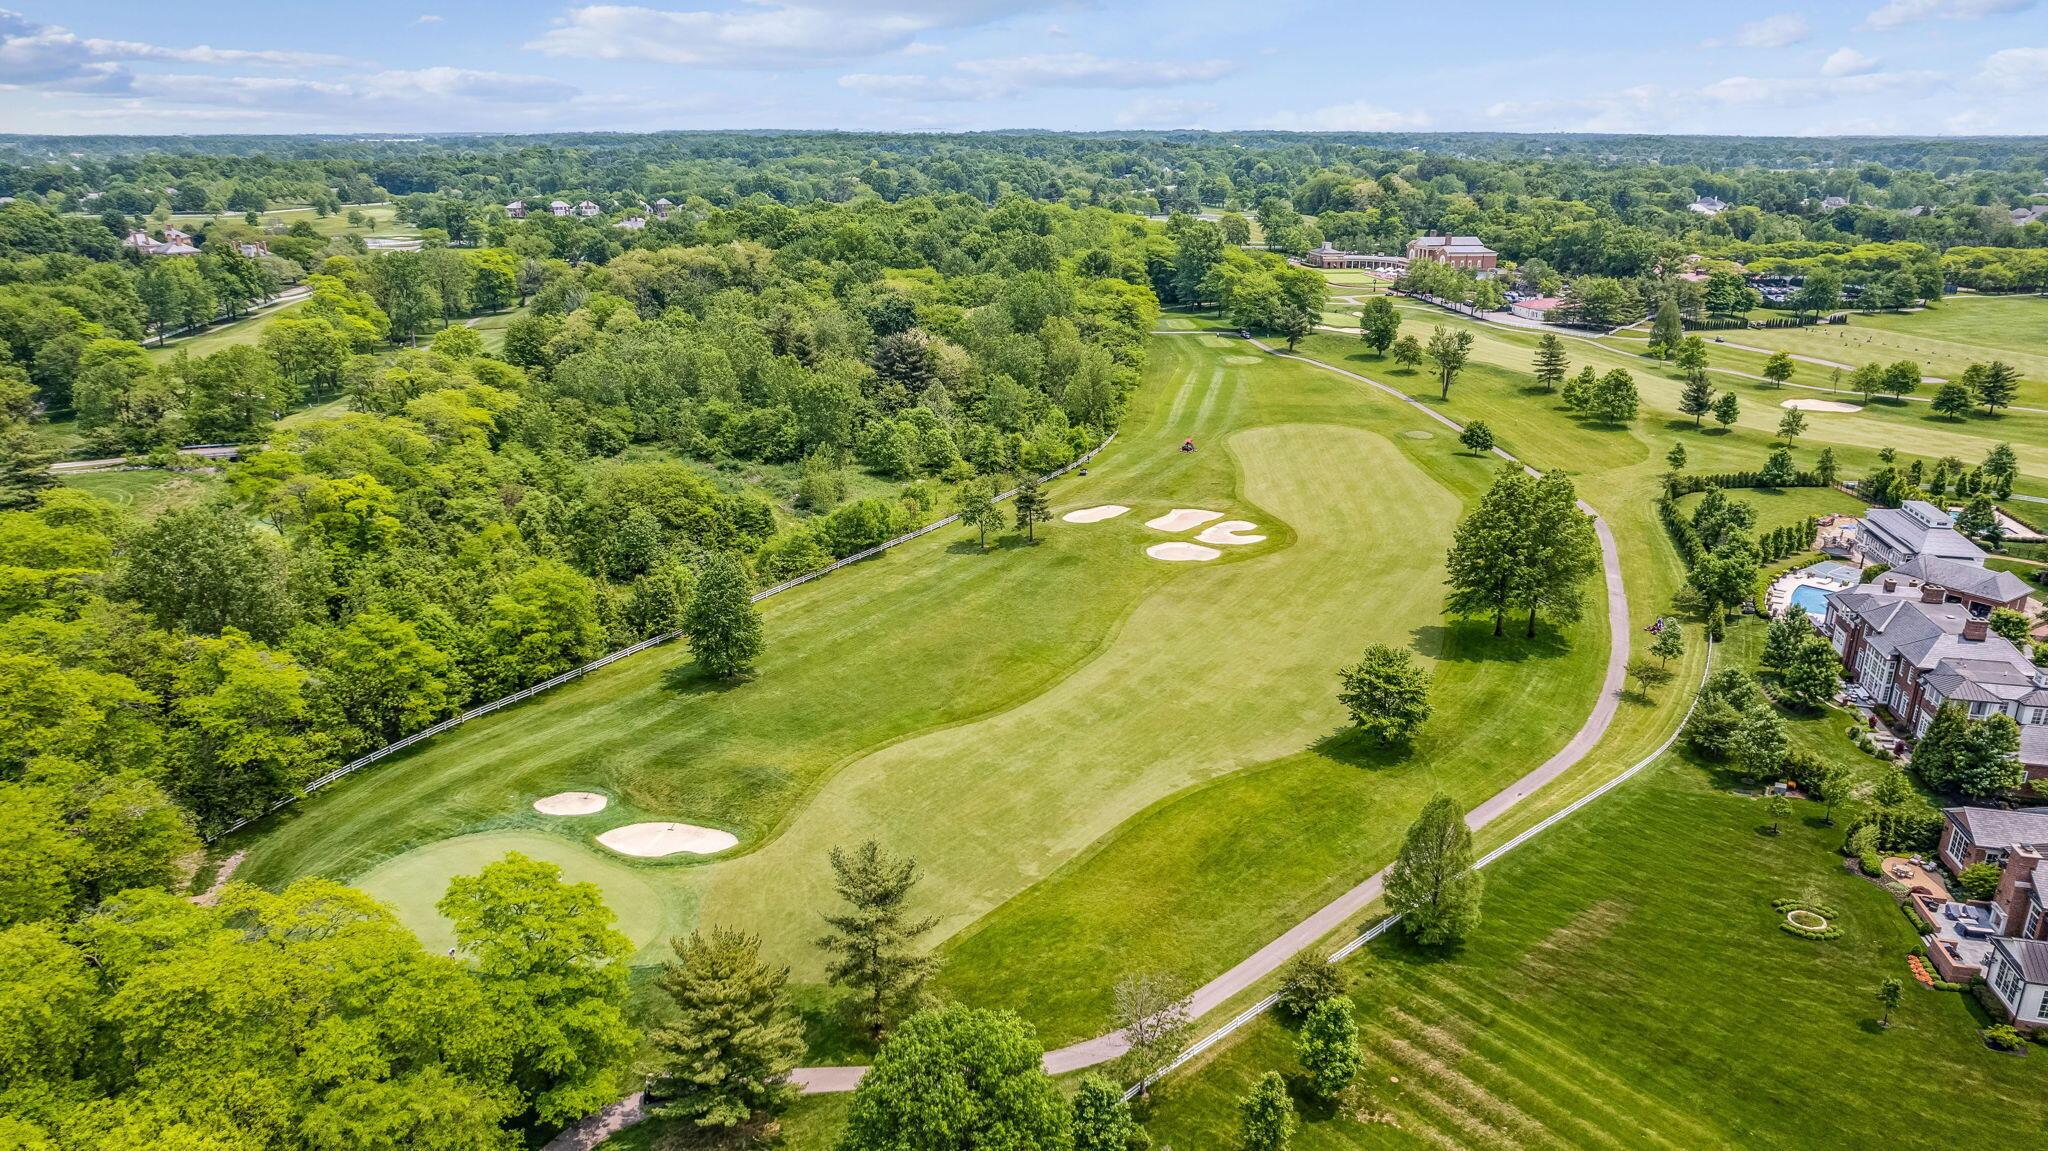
[1984,1024,2027,1052]
[1957,862,2004,902]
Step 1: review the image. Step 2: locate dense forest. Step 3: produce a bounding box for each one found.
[1,129,2046,1149]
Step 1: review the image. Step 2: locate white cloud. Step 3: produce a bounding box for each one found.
[1114,96,1216,127]
[1483,85,1670,132]
[130,66,579,115]
[1866,0,2033,30]
[1262,100,1430,132]
[1700,68,1936,105]
[956,53,1233,88]
[1820,47,1881,75]
[414,14,444,25]
[527,2,1051,69]
[0,9,351,97]
[1981,45,2048,88]
[1710,13,1811,48]
[842,52,1233,102]
[84,38,354,67]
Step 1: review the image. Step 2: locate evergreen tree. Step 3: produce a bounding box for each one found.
[1238,1072,1296,1151]
[1532,332,1569,391]
[1297,998,1362,1100]
[816,840,939,1036]
[1386,794,1484,946]
[683,551,763,680]
[1983,442,2019,498]
[1012,476,1053,541]
[1816,446,1839,487]
[649,928,807,1129]
[1975,360,2020,414]
[1679,375,1715,427]
[1760,445,1795,487]
[1666,441,1688,473]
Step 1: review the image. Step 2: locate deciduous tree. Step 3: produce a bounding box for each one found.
[1386,794,1483,946]
[683,551,762,680]
[840,1005,1068,1151]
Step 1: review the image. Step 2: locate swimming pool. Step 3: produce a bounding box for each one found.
[1788,583,1832,618]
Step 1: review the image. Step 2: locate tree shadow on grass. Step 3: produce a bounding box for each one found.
[1311,726,1417,773]
[660,662,750,698]
[1411,620,1573,665]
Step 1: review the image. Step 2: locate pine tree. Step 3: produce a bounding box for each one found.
[1532,332,1569,391]
[1011,476,1052,542]
[1386,794,1484,946]
[816,840,939,1037]
[1679,375,1715,427]
[1975,360,2019,414]
[1817,446,1839,487]
[683,551,763,680]
[648,928,807,1129]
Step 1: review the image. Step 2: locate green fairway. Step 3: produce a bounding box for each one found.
[55,468,220,511]
[1142,747,2048,1149]
[232,329,1617,1039]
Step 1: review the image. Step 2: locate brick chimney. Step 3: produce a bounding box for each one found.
[1993,845,2041,930]
[1884,577,1898,593]
[1963,617,1989,642]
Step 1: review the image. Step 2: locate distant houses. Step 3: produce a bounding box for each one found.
[1508,296,1564,321]
[505,199,527,219]
[122,229,199,256]
[1689,196,1727,216]
[505,195,677,223]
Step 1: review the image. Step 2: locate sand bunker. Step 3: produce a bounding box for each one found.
[1063,504,1130,524]
[1146,508,1225,533]
[1781,398,1861,413]
[1196,520,1266,546]
[533,791,609,816]
[1147,542,1223,562]
[597,822,739,858]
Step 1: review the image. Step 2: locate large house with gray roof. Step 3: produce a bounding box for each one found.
[1927,806,2048,1026]
[1885,553,2031,617]
[1857,500,1986,568]
[1823,578,2047,742]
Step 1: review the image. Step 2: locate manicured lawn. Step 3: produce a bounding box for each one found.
[145,295,310,362]
[235,332,1612,1043]
[1141,748,2048,1149]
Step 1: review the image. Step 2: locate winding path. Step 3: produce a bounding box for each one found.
[543,335,1642,1148]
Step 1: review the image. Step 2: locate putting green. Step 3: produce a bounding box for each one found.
[352,831,683,962]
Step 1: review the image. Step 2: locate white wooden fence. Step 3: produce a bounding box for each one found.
[208,437,1115,841]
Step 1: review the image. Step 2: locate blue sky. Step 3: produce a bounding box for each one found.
[1,1,2044,135]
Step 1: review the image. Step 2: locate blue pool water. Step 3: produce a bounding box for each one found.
[1789,584,1831,618]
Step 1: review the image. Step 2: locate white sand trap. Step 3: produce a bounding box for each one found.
[1146,508,1225,533]
[1063,504,1130,524]
[1781,398,1861,413]
[533,791,609,816]
[1147,542,1222,562]
[597,822,739,857]
[1196,520,1266,546]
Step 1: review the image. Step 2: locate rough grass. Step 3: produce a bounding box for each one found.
[1139,750,2048,1150]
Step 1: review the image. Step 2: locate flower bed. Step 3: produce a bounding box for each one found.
[1774,898,1843,940]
